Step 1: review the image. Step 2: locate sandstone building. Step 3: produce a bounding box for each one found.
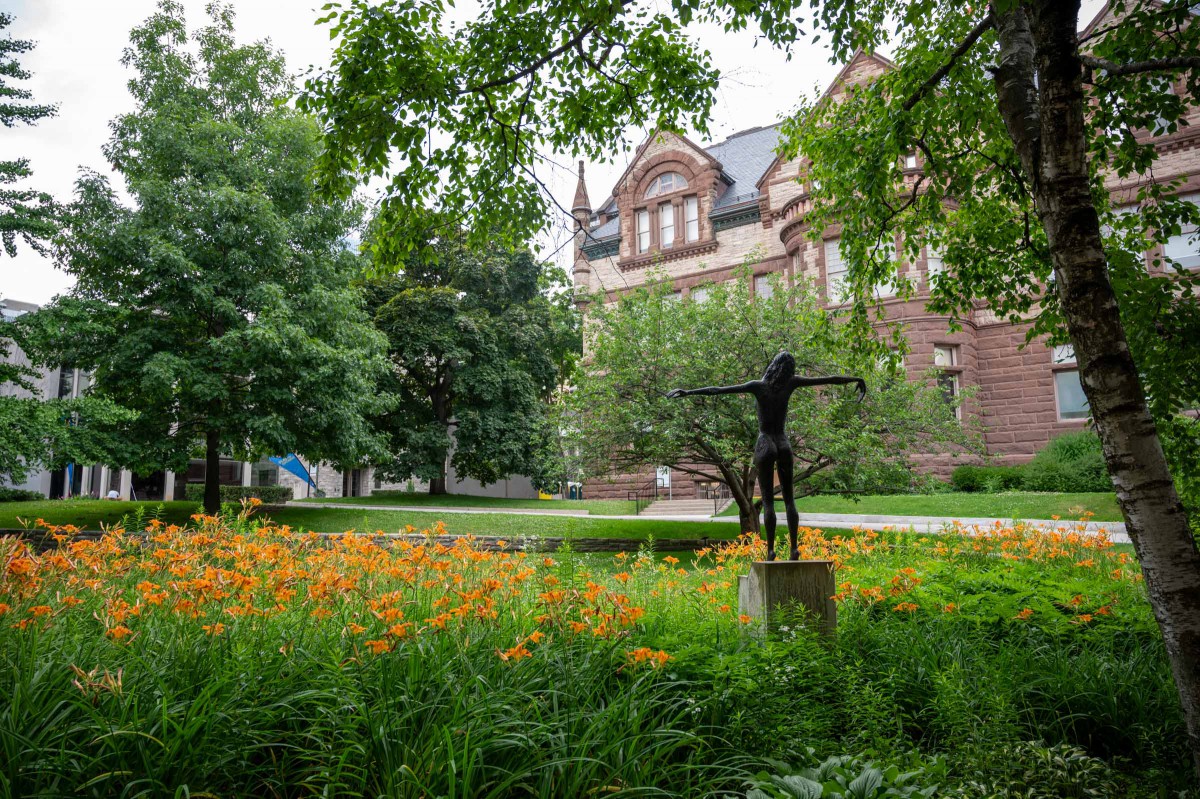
[569,20,1199,501]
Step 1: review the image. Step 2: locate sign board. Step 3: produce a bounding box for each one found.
[655,466,671,488]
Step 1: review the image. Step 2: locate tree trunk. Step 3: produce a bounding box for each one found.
[995,2,1200,775]
[203,428,221,515]
[734,494,760,534]
[429,472,447,495]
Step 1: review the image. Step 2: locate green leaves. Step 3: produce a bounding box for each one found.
[365,231,579,490]
[299,0,719,258]
[20,1,390,480]
[568,260,977,523]
[0,12,59,259]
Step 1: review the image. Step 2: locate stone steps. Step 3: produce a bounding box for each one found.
[639,498,716,516]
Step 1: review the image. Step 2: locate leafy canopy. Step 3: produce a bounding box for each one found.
[366,229,580,491]
[0,11,58,258]
[567,263,975,526]
[18,1,389,483]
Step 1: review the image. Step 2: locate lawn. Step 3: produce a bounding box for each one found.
[0,499,201,530]
[719,491,1124,522]
[0,499,743,541]
[0,510,1186,796]
[294,491,637,516]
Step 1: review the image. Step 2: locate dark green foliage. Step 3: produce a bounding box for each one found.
[0,487,41,502]
[570,267,978,528]
[181,484,292,505]
[16,2,389,511]
[953,433,1111,495]
[951,465,1025,494]
[0,12,58,258]
[1021,432,1112,494]
[747,750,947,798]
[950,741,1121,799]
[365,231,579,493]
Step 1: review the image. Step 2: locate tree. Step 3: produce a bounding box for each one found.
[0,12,58,258]
[365,230,579,494]
[301,0,1200,771]
[18,1,388,514]
[567,266,972,531]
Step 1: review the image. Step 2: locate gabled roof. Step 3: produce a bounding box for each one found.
[819,48,896,102]
[608,130,723,200]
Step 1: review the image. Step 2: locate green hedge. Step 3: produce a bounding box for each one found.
[0,487,43,502]
[950,464,1025,493]
[183,484,293,504]
[952,431,1112,494]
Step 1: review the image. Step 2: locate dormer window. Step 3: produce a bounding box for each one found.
[644,172,688,199]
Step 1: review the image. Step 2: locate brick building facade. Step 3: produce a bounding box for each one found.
[570,8,1200,500]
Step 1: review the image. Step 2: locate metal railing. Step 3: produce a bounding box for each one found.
[710,483,732,517]
[627,478,660,515]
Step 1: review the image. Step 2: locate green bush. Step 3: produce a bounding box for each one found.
[0,487,43,502]
[747,750,948,798]
[182,484,292,504]
[951,464,1024,493]
[950,741,1120,798]
[1020,431,1111,493]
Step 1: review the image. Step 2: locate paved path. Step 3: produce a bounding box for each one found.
[286,501,1130,543]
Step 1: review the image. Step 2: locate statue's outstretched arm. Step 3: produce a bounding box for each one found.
[790,375,867,402]
[667,380,760,399]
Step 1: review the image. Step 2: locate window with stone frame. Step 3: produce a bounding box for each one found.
[870,241,899,298]
[753,273,774,300]
[644,172,688,199]
[1163,193,1200,272]
[1051,344,1089,421]
[690,284,711,303]
[659,201,675,249]
[933,345,962,419]
[926,244,945,283]
[684,196,699,242]
[631,171,700,257]
[824,237,848,303]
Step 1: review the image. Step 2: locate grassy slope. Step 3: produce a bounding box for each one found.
[718,492,1123,522]
[0,499,744,540]
[294,492,636,516]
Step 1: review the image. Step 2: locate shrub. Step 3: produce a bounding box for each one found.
[951,464,1024,493]
[747,750,948,798]
[1020,431,1110,493]
[182,484,292,504]
[950,741,1120,798]
[0,487,43,502]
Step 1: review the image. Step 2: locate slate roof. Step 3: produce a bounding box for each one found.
[707,124,781,210]
[586,124,782,241]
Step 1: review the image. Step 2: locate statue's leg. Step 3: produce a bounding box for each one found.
[777,447,800,560]
[755,449,778,561]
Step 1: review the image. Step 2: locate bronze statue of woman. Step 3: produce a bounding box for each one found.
[667,351,865,560]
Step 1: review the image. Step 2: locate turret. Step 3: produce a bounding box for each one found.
[570,160,593,305]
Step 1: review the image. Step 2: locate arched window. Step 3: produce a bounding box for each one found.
[644,172,688,199]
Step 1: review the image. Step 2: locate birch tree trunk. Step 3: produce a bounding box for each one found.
[993,0,1200,774]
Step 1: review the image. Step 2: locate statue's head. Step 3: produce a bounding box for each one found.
[763,350,795,388]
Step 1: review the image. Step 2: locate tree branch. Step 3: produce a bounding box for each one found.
[462,21,600,95]
[902,14,994,112]
[1081,53,1200,78]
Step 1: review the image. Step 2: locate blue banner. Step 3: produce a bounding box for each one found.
[269,454,316,488]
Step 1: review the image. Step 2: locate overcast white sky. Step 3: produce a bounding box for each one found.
[1,1,1104,304]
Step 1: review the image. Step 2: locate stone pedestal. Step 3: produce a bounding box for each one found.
[737,560,836,637]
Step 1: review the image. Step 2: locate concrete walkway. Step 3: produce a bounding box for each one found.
[286,501,1130,543]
